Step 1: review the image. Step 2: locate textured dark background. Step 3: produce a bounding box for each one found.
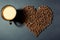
[0,0,60,40]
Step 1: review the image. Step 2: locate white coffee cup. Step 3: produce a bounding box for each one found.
[1,5,17,21]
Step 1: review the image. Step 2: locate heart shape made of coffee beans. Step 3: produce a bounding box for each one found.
[23,6,53,37]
